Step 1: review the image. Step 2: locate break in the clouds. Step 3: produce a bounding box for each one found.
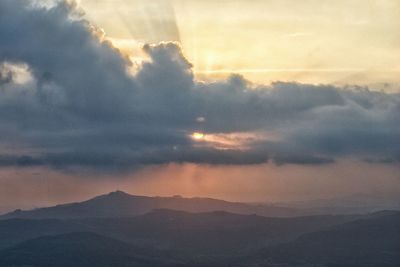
[0,0,399,173]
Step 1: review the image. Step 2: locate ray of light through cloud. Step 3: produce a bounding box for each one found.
[0,0,399,210]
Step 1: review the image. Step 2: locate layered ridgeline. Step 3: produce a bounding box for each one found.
[0,190,300,219]
[0,208,360,251]
[0,192,399,266]
[0,232,185,267]
[249,211,400,267]
[0,209,398,266]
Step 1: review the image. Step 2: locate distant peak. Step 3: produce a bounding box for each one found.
[108,190,129,196]
[10,209,23,214]
[112,190,126,194]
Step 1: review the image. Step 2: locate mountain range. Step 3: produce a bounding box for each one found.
[0,190,300,219]
[0,191,399,266]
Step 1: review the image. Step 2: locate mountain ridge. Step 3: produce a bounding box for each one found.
[0,190,300,219]
[0,231,185,267]
[0,211,399,266]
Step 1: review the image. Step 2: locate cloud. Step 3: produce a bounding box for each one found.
[0,66,13,86]
[0,0,399,173]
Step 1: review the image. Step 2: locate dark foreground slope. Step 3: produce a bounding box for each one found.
[250,212,400,267]
[0,190,299,219]
[0,211,398,267]
[78,209,359,254]
[0,209,358,253]
[0,232,184,267]
[0,190,398,267]
[0,218,89,249]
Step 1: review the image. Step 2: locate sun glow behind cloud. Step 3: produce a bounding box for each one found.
[0,0,399,211]
[78,0,400,90]
[191,132,204,140]
[190,131,279,151]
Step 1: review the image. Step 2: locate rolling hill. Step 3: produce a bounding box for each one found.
[0,212,399,266]
[0,209,358,254]
[0,190,300,219]
[0,232,185,267]
[0,191,398,266]
[251,212,400,267]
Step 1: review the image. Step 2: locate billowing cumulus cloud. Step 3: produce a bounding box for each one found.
[0,0,399,173]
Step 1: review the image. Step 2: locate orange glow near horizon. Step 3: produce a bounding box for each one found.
[2,160,398,213]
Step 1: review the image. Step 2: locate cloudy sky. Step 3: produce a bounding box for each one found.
[0,0,399,212]
[80,0,400,88]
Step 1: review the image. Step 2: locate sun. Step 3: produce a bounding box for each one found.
[192,132,205,140]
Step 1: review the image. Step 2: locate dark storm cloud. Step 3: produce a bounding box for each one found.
[0,0,399,172]
[0,66,12,86]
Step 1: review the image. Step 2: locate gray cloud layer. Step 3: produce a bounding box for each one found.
[0,0,399,173]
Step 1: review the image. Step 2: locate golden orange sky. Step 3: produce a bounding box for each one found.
[79,0,400,90]
[1,160,399,213]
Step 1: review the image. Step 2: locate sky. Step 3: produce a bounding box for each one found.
[0,0,399,212]
[80,0,400,89]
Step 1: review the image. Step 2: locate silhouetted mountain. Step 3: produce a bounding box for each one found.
[78,209,360,254]
[251,211,400,267]
[0,232,185,267]
[0,190,300,219]
[0,208,398,266]
[0,218,89,250]
[277,194,400,215]
[0,209,359,257]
